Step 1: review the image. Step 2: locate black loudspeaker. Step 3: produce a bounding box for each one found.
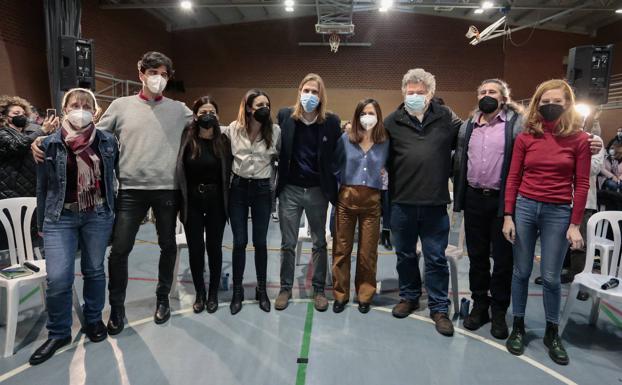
[60,36,95,91]
[566,44,614,105]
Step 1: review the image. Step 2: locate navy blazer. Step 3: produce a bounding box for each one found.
[276,107,341,204]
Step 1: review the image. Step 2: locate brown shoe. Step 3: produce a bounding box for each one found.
[313,291,329,312]
[392,299,419,318]
[274,289,291,311]
[431,312,454,336]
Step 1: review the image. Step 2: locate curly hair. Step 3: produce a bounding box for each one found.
[0,95,33,127]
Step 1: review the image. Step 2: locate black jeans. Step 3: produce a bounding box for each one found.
[228,175,271,287]
[108,189,179,306]
[184,185,226,294]
[463,186,513,312]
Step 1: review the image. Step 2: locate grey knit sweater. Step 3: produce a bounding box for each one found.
[97,95,192,190]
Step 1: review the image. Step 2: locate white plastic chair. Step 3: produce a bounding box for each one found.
[559,211,622,335]
[593,205,615,274]
[0,198,83,357]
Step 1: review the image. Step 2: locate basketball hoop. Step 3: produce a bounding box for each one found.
[329,32,340,53]
[466,25,480,40]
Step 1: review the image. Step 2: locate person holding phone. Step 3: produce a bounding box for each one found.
[0,95,56,250]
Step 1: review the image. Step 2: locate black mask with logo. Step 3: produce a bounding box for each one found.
[478,96,499,114]
[538,104,565,122]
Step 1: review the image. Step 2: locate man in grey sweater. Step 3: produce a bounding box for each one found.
[98,52,192,333]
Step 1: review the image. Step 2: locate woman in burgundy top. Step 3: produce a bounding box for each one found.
[502,79,591,365]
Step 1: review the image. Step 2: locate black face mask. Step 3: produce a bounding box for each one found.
[11,115,28,128]
[253,107,271,124]
[478,96,499,114]
[538,104,565,122]
[197,113,218,129]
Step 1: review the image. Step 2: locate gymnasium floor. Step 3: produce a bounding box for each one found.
[0,215,621,385]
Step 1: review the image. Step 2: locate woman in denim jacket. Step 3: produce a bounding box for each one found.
[30,88,118,366]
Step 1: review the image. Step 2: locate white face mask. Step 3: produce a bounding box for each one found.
[360,114,377,131]
[66,109,93,128]
[145,75,167,94]
[609,148,616,157]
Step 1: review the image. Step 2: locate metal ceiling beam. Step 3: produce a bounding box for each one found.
[99,1,620,11]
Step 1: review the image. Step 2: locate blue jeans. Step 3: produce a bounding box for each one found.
[43,205,114,339]
[229,175,272,286]
[511,195,571,323]
[603,179,622,192]
[391,203,450,313]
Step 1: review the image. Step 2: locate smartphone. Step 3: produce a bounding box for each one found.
[46,108,56,119]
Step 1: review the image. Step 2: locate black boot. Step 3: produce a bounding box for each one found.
[381,229,393,250]
[256,281,271,312]
[107,306,125,336]
[206,286,218,313]
[230,285,244,315]
[193,292,206,313]
[543,322,569,365]
[506,316,525,355]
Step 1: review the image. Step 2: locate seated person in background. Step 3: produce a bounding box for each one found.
[605,126,622,151]
[600,143,622,192]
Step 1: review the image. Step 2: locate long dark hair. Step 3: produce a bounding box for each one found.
[235,89,274,149]
[187,96,228,159]
[348,98,387,144]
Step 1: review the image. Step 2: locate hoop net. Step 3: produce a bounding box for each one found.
[329,33,340,53]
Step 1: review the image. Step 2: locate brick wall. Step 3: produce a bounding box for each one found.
[0,0,49,109]
[0,4,619,127]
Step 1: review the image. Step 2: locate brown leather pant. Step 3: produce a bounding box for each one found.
[332,185,381,303]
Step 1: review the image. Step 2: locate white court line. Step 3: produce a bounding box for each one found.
[372,306,578,385]
[1,300,576,385]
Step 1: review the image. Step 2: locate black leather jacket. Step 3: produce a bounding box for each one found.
[0,123,45,199]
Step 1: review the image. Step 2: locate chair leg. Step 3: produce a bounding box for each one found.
[40,282,47,311]
[72,285,85,329]
[3,286,19,358]
[559,283,580,335]
[448,257,459,316]
[170,248,182,300]
[589,296,601,326]
[295,241,303,266]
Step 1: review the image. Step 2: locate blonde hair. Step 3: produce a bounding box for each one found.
[62,88,101,122]
[291,73,328,124]
[0,95,33,126]
[524,79,581,137]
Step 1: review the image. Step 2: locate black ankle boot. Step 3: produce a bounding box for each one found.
[381,229,393,250]
[255,283,271,313]
[506,316,525,355]
[206,286,218,313]
[193,292,206,313]
[543,321,569,365]
[230,286,244,315]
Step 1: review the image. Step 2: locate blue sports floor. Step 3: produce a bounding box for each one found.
[0,214,621,385]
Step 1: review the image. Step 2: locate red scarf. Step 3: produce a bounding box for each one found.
[61,121,103,211]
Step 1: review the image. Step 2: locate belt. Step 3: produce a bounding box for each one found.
[468,185,499,197]
[197,183,219,193]
[63,202,79,213]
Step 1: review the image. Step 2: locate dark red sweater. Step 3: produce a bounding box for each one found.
[504,125,591,224]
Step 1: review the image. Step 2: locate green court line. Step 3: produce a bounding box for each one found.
[19,286,40,305]
[295,302,315,385]
[600,304,622,329]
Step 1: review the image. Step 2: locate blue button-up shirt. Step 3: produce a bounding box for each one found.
[334,133,389,190]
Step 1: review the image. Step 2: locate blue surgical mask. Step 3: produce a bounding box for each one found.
[404,94,426,113]
[300,93,320,113]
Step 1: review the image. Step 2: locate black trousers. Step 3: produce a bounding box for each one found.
[108,189,179,306]
[184,186,226,294]
[463,186,513,312]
